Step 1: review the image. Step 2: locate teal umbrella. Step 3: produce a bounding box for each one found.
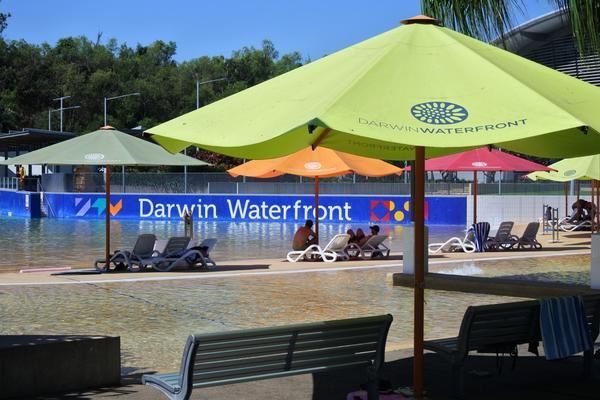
[2,126,210,270]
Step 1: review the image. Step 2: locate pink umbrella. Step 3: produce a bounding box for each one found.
[410,147,553,223]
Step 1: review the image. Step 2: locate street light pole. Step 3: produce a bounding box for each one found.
[103,92,141,126]
[195,77,227,109]
[51,96,80,132]
[103,92,141,195]
[48,105,81,131]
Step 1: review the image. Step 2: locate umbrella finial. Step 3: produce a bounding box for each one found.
[400,15,441,26]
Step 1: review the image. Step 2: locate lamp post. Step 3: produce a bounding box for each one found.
[103,92,140,194]
[185,77,227,192]
[103,92,140,126]
[48,105,81,131]
[50,96,80,132]
[195,77,227,109]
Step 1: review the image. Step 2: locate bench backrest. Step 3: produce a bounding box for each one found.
[178,314,393,392]
[457,300,539,356]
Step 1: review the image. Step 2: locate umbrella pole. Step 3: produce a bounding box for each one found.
[105,165,111,270]
[594,180,597,233]
[577,180,581,199]
[593,180,596,233]
[564,182,568,218]
[413,146,425,398]
[314,177,319,243]
[473,171,478,224]
[597,180,600,232]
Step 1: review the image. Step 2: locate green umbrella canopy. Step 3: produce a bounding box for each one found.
[1,126,209,275]
[1,127,209,167]
[149,20,600,161]
[147,15,600,397]
[527,155,600,182]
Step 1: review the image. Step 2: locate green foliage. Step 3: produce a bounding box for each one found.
[0,1,9,35]
[421,0,600,55]
[0,32,304,167]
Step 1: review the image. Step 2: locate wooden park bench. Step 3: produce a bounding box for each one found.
[424,295,600,398]
[142,314,393,400]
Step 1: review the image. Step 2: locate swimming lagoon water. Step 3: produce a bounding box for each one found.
[0,218,592,375]
[0,254,591,374]
[0,217,468,271]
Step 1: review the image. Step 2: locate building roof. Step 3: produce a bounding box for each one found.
[499,10,600,86]
[0,128,76,153]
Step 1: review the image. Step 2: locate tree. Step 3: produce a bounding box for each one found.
[421,0,600,55]
[0,0,10,35]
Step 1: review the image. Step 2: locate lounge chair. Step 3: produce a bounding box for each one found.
[94,233,157,272]
[286,234,351,263]
[153,238,218,271]
[345,234,390,259]
[484,221,517,251]
[428,228,476,254]
[140,236,191,270]
[557,218,593,232]
[514,222,542,250]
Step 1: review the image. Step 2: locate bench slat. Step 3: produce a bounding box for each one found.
[142,314,393,400]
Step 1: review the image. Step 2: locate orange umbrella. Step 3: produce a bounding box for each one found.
[228,146,402,241]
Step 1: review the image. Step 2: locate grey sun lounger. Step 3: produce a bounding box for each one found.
[151,238,217,271]
[484,221,517,250]
[140,236,191,271]
[514,222,542,249]
[94,233,157,272]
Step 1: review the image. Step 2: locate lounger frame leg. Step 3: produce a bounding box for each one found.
[366,369,380,400]
[584,349,593,379]
[451,362,465,399]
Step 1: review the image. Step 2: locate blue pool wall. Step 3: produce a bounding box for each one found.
[0,190,41,218]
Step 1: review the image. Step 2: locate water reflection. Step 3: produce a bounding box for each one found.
[0,266,526,374]
[0,217,467,270]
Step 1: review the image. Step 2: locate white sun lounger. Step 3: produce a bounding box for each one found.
[428,229,476,254]
[345,235,390,259]
[286,234,351,263]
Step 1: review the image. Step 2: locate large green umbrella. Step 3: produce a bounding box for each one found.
[148,15,600,396]
[527,155,600,182]
[1,126,209,269]
[528,155,600,228]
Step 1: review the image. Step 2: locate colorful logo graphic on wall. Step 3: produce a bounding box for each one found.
[370,199,429,222]
[75,197,122,217]
[410,101,468,125]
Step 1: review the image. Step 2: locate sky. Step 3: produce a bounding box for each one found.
[2,0,558,62]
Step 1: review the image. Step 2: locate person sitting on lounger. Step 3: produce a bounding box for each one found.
[358,225,380,247]
[292,220,318,251]
[347,228,365,244]
[569,199,594,223]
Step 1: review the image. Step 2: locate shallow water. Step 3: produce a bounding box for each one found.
[0,217,592,375]
[0,217,468,270]
[0,266,526,374]
[0,253,591,374]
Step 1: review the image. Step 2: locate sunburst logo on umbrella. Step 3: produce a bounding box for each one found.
[410,101,468,125]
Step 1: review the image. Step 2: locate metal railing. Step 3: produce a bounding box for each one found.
[0,177,18,190]
[34,172,593,196]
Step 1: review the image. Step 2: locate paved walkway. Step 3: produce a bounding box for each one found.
[24,347,600,399]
